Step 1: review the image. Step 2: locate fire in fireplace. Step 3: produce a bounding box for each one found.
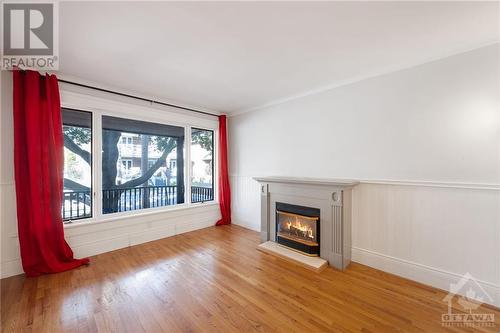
[276,202,320,256]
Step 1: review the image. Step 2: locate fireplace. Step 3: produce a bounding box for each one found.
[275,202,320,256]
[256,177,358,270]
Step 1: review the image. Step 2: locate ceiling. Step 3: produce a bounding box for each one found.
[59,2,499,113]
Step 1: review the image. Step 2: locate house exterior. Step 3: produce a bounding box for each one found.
[116,133,177,186]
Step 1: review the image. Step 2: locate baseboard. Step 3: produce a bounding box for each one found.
[232,218,260,232]
[1,218,217,279]
[352,247,500,308]
[69,218,217,263]
[1,258,23,278]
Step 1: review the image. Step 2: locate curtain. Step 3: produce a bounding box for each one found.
[13,70,89,277]
[215,115,231,226]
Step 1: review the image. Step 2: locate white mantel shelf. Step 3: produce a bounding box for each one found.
[253,176,359,187]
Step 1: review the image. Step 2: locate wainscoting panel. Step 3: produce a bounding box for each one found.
[352,183,500,286]
[0,180,221,278]
[351,247,500,307]
[1,183,21,278]
[230,175,261,231]
[230,175,500,306]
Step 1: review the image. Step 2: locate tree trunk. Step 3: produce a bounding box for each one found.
[64,131,177,214]
[102,130,121,213]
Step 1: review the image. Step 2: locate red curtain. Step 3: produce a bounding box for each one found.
[215,115,231,226]
[13,70,89,277]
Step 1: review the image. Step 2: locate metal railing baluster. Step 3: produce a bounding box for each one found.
[63,185,216,222]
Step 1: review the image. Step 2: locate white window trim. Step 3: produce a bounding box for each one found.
[60,89,219,228]
[189,126,217,206]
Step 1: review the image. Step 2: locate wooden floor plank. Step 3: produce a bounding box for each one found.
[1,225,499,333]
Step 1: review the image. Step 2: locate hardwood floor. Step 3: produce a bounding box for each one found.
[1,225,499,333]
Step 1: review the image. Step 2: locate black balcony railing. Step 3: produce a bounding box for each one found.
[62,190,92,221]
[63,185,214,221]
[191,186,214,203]
[102,185,177,214]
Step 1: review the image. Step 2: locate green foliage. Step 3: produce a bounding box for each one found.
[64,126,211,158]
[63,126,91,146]
[152,136,176,152]
[192,129,213,152]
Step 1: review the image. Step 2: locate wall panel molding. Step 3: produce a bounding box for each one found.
[352,247,500,307]
[1,204,220,278]
[230,175,500,307]
[358,179,500,191]
[230,174,500,191]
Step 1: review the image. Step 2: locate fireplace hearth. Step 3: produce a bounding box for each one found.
[276,202,320,256]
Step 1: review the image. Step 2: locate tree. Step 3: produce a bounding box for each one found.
[63,126,213,213]
[63,127,179,212]
[191,129,213,152]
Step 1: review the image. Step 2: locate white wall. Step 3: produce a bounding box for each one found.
[0,72,221,278]
[0,71,17,277]
[229,44,500,306]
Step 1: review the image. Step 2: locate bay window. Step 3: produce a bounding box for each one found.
[61,109,216,223]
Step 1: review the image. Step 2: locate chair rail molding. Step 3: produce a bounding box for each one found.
[230,174,500,307]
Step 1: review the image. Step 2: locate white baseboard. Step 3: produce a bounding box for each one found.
[352,247,500,308]
[0,258,23,278]
[71,234,131,259]
[1,218,217,279]
[232,219,260,232]
[72,219,214,259]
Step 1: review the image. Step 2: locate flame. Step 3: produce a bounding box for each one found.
[285,216,315,239]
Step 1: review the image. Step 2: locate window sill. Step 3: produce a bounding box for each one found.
[63,201,219,230]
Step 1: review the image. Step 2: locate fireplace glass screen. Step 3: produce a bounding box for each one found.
[277,211,318,245]
[275,202,320,256]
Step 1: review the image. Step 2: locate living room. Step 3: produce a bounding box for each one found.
[1,2,499,332]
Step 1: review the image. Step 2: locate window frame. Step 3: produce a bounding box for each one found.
[60,91,218,227]
[121,159,133,170]
[147,159,155,169]
[101,116,186,214]
[189,127,215,205]
[62,108,94,223]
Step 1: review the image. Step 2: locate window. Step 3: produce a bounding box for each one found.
[102,116,185,214]
[121,136,133,144]
[190,128,214,203]
[122,159,133,170]
[60,109,215,223]
[62,109,92,221]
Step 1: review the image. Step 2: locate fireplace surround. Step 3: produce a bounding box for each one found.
[254,177,359,270]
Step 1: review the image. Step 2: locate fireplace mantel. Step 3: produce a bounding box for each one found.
[253,176,359,187]
[254,176,359,271]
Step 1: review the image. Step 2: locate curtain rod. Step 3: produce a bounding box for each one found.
[58,79,220,118]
